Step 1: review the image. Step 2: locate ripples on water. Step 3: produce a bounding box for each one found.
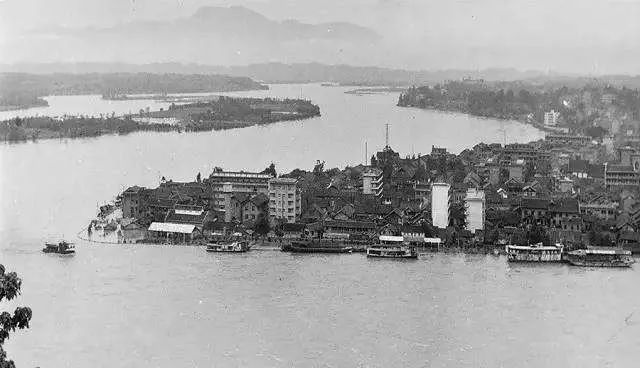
[5,85,638,367]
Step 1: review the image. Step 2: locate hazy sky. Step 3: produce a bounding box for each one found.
[2,0,640,73]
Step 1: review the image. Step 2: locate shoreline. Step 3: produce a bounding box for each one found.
[397,102,562,134]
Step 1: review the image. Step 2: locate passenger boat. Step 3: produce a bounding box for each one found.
[366,236,417,259]
[42,241,75,254]
[282,240,353,253]
[505,243,563,262]
[565,248,635,268]
[206,241,251,253]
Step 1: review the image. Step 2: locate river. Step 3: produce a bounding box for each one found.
[3,84,637,367]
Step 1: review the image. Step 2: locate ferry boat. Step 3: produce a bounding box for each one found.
[366,236,417,259]
[42,241,75,254]
[505,243,563,262]
[565,248,635,268]
[206,241,251,253]
[282,240,353,253]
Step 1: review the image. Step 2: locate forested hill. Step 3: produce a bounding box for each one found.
[0,73,268,110]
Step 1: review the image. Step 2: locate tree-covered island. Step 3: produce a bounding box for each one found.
[0,96,320,142]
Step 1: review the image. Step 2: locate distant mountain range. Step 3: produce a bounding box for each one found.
[6,6,380,66]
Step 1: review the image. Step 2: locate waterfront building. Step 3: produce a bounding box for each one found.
[431,182,451,229]
[164,204,209,230]
[268,177,301,224]
[207,171,271,215]
[227,193,269,223]
[464,188,485,233]
[362,168,383,196]
[580,194,617,220]
[544,110,560,126]
[501,143,550,164]
[545,134,591,146]
[122,186,146,218]
[604,163,639,190]
[147,222,200,243]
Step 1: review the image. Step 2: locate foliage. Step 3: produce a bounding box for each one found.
[449,201,467,229]
[0,265,32,368]
[526,225,550,245]
[253,214,271,236]
[260,163,277,178]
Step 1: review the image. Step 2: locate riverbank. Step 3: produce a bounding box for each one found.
[0,96,321,143]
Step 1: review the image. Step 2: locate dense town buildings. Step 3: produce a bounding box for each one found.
[111,105,640,253]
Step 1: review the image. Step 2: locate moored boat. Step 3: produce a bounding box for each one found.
[565,248,634,268]
[505,243,563,262]
[282,240,353,253]
[43,241,75,254]
[206,241,251,253]
[366,236,417,259]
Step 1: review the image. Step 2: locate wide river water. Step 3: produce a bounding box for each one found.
[2,84,638,367]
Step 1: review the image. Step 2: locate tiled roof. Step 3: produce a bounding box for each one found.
[520,198,550,210]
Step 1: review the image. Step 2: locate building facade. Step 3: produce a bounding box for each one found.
[544,110,560,126]
[207,171,271,215]
[431,182,451,229]
[362,168,383,196]
[268,178,301,223]
[464,188,485,233]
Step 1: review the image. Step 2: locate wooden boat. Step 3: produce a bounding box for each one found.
[505,243,563,262]
[43,241,75,254]
[565,248,635,268]
[366,236,417,259]
[282,240,353,253]
[206,241,251,253]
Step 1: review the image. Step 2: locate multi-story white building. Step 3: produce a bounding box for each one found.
[431,182,451,229]
[464,188,485,234]
[362,168,383,196]
[207,171,271,214]
[544,110,560,126]
[268,178,301,223]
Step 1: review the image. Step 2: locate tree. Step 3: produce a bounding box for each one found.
[196,172,201,183]
[1,264,32,368]
[253,214,271,237]
[449,201,467,229]
[261,163,277,178]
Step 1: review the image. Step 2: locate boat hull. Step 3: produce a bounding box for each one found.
[566,259,633,267]
[283,241,353,253]
[505,245,563,262]
[366,246,417,259]
[205,242,251,253]
[286,246,353,253]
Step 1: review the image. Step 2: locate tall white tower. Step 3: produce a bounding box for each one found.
[431,182,451,229]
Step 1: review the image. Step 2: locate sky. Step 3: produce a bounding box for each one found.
[1,0,640,74]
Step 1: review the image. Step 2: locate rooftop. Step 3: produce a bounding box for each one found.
[148,222,196,234]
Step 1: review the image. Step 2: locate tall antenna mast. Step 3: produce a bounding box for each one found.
[385,123,390,148]
[365,141,368,166]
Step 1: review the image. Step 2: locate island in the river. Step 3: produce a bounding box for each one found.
[0,96,320,142]
[0,72,268,111]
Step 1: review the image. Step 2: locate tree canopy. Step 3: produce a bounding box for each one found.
[0,264,32,368]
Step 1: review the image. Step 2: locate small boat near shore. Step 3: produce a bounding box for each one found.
[505,243,563,262]
[43,241,75,254]
[206,241,251,253]
[565,248,635,268]
[366,236,417,259]
[282,240,353,253]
